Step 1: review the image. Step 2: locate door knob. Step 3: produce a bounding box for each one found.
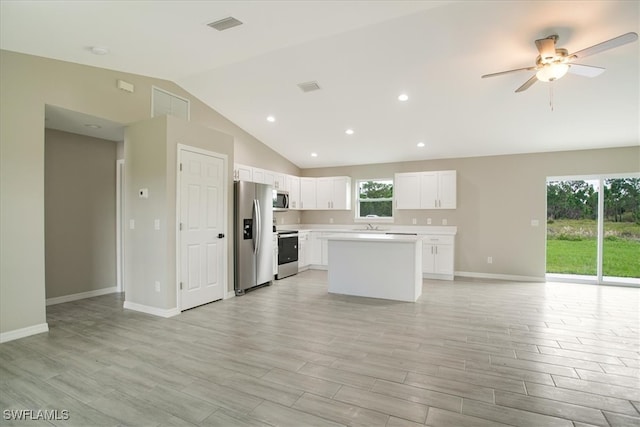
[218,233,225,238]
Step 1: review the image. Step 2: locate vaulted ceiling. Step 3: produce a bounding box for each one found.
[2,1,638,168]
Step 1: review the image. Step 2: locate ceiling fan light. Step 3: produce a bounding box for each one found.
[536,63,569,82]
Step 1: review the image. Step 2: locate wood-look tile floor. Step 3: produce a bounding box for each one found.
[1,270,639,426]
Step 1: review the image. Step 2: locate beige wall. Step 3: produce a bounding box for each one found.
[0,50,297,336]
[44,129,117,299]
[302,146,640,279]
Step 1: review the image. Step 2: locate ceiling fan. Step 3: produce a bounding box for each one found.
[482,32,638,92]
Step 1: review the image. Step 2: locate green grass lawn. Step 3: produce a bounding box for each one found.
[546,219,639,277]
[547,238,640,278]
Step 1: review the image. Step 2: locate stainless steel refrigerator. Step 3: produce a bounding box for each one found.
[234,181,274,295]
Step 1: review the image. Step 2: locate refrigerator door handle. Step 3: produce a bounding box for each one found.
[252,199,259,254]
[254,199,261,254]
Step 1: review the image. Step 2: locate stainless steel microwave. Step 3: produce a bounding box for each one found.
[273,189,289,211]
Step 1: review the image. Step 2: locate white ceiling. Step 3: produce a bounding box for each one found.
[2,1,638,168]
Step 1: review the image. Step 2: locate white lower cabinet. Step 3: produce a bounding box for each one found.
[421,235,454,280]
[298,231,309,270]
[308,231,326,267]
[272,234,278,277]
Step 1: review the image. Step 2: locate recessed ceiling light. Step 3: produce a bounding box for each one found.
[266,115,276,123]
[84,124,102,129]
[417,142,425,148]
[398,93,409,101]
[345,129,354,135]
[89,46,109,55]
[311,152,318,157]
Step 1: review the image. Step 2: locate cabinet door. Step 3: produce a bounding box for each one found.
[272,173,285,190]
[272,235,278,276]
[316,178,332,209]
[285,175,299,209]
[252,168,265,184]
[438,171,457,209]
[395,173,421,209]
[298,232,308,268]
[434,244,454,275]
[234,164,253,181]
[420,172,439,209]
[261,169,275,186]
[422,243,436,274]
[332,177,351,210]
[300,178,317,209]
[308,232,322,265]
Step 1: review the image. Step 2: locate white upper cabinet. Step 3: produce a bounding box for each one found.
[394,172,421,209]
[331,177,351,210]
[285,175,300,209]
[233,165,351,211]
[421,170,456,209]
[233,163,253,181]
[396,170,456,210]
[315,177,351,210]
[300,178,317,210]
[273,173,285,190]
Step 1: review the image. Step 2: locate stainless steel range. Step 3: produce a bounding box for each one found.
[276,230,298,279]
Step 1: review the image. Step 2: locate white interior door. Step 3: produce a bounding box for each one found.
[180,149,226,310]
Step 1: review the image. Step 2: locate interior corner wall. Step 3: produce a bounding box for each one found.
[0,49,297,337]
[124,116,170,309]
[45,129,117,299]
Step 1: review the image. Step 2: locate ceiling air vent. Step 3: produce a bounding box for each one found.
[297,81,321,93]
[208,17,243,31]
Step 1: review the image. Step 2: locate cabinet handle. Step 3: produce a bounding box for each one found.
[435,246,438,255]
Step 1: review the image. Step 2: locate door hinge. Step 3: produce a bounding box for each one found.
[179,223,183,231]
[179,163,183,171]
[180,282,183,290]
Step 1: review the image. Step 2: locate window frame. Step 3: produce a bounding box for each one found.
[354,178,394,223]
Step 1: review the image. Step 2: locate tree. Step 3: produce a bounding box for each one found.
[359,180,393,217]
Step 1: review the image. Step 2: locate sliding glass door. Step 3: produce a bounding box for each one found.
[603,178,640,282]
[546,175,639,285]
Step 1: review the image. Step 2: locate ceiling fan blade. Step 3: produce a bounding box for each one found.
[568,63,606,77]
[535,36,557,61]
[569,32,638,60]
[515,75,538,93]
[482,66,537,78]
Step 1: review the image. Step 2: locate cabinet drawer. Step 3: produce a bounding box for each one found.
[422,235,454,245]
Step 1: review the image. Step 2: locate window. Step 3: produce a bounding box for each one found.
[356,179,393,221]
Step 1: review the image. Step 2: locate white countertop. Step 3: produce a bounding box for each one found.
[278,224,457,235]
[323,233,423,242]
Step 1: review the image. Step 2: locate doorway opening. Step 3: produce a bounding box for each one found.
[44,105,125,306]
[546,174,640,286]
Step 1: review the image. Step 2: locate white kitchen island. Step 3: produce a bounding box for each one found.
[324,233,423,302]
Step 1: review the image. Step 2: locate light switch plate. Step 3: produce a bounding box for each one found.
[531,219,539,227]
[442,219,448,225]
[427,218,432,225]
[129,219,135,229]
[154,219,160,230]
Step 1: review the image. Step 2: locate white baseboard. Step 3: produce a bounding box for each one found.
[0,323,49,343]
[46,286,118,306]
[123,301,180,318]
[455,271,544,282]
[225,291,236,299]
